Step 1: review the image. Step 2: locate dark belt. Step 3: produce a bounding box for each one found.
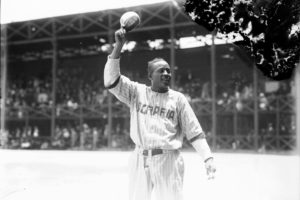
[142,149,163,156]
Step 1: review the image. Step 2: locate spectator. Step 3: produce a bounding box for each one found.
[52,126,63,149]
[201,81,211,100]
[70,127,78,149]
[92,127,99,150]
[33,126,39,138]
[241,83,253,99]
[0,129,9,148]
[259,92,268,110]
[62,128,71,149]
[37,88,49,107]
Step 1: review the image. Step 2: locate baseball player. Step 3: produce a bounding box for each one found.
[104,28,216,200]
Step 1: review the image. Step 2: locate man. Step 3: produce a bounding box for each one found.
[104,28,216,200]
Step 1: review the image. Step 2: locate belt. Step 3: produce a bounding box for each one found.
[142,149,164,156]
[136,146,177,157]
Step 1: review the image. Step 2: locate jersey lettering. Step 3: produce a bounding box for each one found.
[167,110,175,120]
[153,106,160,116]
[136,102,175,120]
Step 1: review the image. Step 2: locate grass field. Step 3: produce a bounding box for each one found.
[0,150,299,200]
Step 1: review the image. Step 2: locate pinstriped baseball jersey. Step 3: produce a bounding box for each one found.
[108,58,205,150]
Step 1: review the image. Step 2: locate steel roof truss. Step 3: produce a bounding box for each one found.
[139,4,171,27]
[81,13,110,32]
[29,20,53,39]
[7,23,28,40]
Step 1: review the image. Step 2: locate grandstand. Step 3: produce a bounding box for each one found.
[0,0,299,152]
[1,1,300,200]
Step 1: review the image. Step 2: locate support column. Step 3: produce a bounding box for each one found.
[0,25,7,139]
[210,32,217,149]
[233,106,238,145]
[296,62,300,200]
[275,97,280,150]
[169,4,176,89]
[51,26,57,139]
[296,62,300,155]
[253,65,259,150]
[79,90,84,149]
[107,13,114,148]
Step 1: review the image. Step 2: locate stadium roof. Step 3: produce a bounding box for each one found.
[1,0,172,24]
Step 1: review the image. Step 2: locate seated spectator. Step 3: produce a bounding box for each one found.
[62,128,71,149]
[37,88,49,107]
[70,127,79,148]
[33,126,39,138]
[20,127,32,149]
[241,84,253,100]
[41,139,50,149]
[201,81,211,100]
[66,96,79,110]
[0,129,9,148]
[234,91,243,111]
[51,126,63,149]
[259,92,268,110]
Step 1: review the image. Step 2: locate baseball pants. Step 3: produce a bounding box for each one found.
[128,147,185,200]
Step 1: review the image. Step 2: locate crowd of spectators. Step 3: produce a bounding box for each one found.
[1,66,296,151]
[175,71,295,113]
[0,122,132,150]
[4,66,109,118]
[4,67,295,113]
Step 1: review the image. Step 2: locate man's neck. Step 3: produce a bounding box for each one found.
[151,86,169,93]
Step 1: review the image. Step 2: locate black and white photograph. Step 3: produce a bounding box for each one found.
[1,0,299,200]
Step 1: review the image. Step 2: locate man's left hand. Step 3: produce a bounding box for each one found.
[205,157,216,180]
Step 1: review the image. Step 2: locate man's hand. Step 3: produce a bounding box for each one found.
[205,157,216,180]
[115,28,126,46]
[110,28,126,59]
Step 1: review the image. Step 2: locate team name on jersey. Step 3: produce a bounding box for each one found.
[136,102,175,120]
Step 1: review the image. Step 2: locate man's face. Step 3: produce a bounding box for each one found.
[150,60,171,92]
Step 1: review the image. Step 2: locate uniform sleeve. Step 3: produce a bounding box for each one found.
[178,93,205,141]
[104,56,138,106]
[104,56,121,88]
[109,75,138,106]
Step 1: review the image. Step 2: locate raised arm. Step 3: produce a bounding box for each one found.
[110,28,126,59]
[104,29,126,88]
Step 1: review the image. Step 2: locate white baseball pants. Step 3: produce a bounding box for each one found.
[128,148,185,200]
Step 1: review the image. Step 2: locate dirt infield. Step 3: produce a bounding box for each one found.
[0,150,299,200]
